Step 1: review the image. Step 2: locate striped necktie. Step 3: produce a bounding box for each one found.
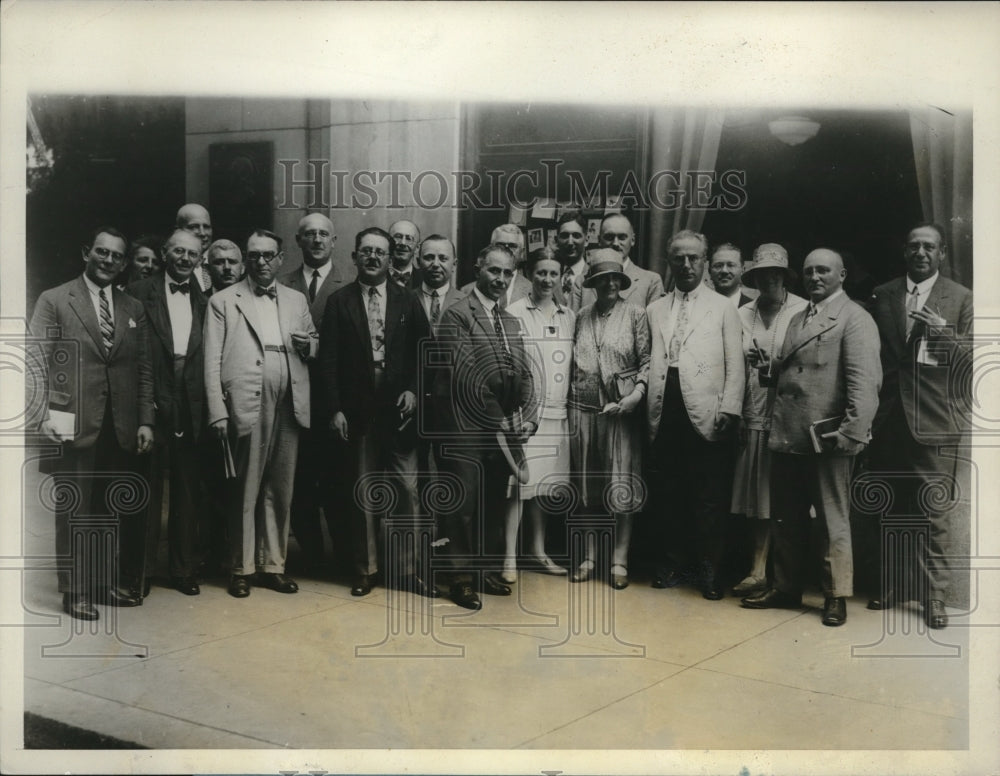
[429,288,441,325]
[905,285,919,339]
[99,288,114,355]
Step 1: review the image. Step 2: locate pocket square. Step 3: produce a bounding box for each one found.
[128,318,137,328]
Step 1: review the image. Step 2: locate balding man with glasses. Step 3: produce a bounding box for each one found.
[204,229,318,599]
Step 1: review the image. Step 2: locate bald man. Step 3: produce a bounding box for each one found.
[741,248,881,627]
[573,214,665,311]
[176,203,213,293]
[388,219,422,289]
[278,213,347,573]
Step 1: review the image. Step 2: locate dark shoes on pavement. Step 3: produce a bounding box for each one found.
[171,577,200,596]
[62,593,98,621]
[482,572,512,596]
[450,582,481,611]
[256,572,299,594]
[740,588,803,610]
[228,574,252,598]
[822,596,847,626]
[925,599,948,629]
[351,574,374,597]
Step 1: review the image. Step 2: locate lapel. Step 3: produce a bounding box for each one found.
[656,294,676,349]
[233,279,264,347]
[281,268,308,296]
[349,283,375,367]
[916,275,951,341]
[468,293,505,362]
[68,276,106,357]
[384,282,402,352]
[108,288,130,359]
[681,291,712,346]
[186,284,206,357]
[621,262,643,303]
[146,276,174,356]
[782,293,847,361]
[885,277,907,346]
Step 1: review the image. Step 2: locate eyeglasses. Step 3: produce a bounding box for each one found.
[391,233,416,244]
[301,229,331,240]
[495,241,520,252]
[92,246,125,262]
[247,251,280,263]
[358,247,389,259]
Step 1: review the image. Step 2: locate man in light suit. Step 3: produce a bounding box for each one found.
[320,227,434,598]
[434,245,537,610]
[742,248,881,626]
[573,213,665,310]
[176,203,214,294]
[460,224,532,307]
[865,223,972,629]
[204,229,318,598]
[645,230,745,600]
[127,229,209,597]
[205,239,244,293]
[30,226,155,620]
[278,213,347,573]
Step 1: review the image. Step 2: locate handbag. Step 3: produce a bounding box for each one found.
[611,366,641,402]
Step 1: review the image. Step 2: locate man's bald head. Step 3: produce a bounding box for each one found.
[175,203,213,251]
[388,219,420,269]
[802,248,846,303]
[296,213,337,269]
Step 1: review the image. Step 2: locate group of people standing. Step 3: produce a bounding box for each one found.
[30,202,970,631]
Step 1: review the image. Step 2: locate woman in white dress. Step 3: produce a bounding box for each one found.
[730,244,808,596]
[502,247,574,581]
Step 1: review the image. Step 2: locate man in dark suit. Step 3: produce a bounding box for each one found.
[319,227,434,598]
[709,243,754,308]
[742,248,882,626]
[127,229,209,597]
[176,203,214,294]
[460,224,532,306]
[554,212,589,310]
[414,234,465,330]
[434,244,537,610]
[278,213,347,573]
[388,219,423,289]
[865,223,973,629]
[29,226,155,620]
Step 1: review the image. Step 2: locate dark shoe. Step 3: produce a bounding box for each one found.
[700,562,724,601]
[62,593,98,621]
[925,599,948,629]
[171,577,200,596]
[351,574,374,597]
[652,567,689,589]
[822,596,847,626]
[450,582,481,610]
[228,574,252,598]
[610,565,629,590]
[741,588,802,609]
[256,572,299,594]
[397,574,440,598]
[570,561,595,583]
[731,576,768,597]
[126,578,152,600]
[481,572,512,596]
[100,586,141,607]
[867,590,896,610]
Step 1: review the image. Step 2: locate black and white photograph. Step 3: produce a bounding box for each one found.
[2,3,999,775]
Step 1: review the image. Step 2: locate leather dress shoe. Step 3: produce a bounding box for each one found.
[866,590,896,610]
[100,586,141,607]
[925,599,948,629]
[610,567,629,590]
[740,588,802,609]
[126,578,152,600]
[171,577,200,596]
[228,574,252,598]
[351,574,374,597]
[62,593,98,621]
[256,572,299,594]
[396,574,440,598]
[651,568,689,589]
[450,582,481,610]
[570,562,594,583]
[699,563,724,600]
[481,572,512,596]
[822,596,847,626]
[731,576,768,597]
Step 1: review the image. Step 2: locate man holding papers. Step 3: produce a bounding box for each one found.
[741,248,881,627]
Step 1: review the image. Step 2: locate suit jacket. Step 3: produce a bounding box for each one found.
[433,292,537,440]
[869,274,972,444]
[573,258,666,311]
[646,288,745,442]
[126,274,208,440]
[413,285,466,334]
[278,262,347,330]
[203,278,318,438]
[28,275,154,452]
[318,281,430,437]
[768,292,882,454]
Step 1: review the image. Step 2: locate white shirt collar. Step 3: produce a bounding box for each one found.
[673,283,701,302]
[473,286,499,313]
[302,261,331,285]
[907,271,938,296]
[622,256,635,272]
[82,273,110,298]
[568,257,587,277]
[811,288,844,313]
[359,279,388,297]
[422,281,449,297]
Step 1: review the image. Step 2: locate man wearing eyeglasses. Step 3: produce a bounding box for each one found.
[278,213,347,575]
[29,226,155,620]
[573,213,665,310]
[387,219,423,289]
[319,227,432,598]
[175,203,214,294]
[204,229,319,599]
[126,230,210,599]
[459,224,531,308]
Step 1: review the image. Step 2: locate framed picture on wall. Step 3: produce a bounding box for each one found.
[209,141,274,245]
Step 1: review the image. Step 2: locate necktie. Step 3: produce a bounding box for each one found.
[668,293,689,362]
[492,304,514,368]
[803,303,818,327]
[169,282,190,294]
[308,270,319,303]
[367,286,384,360]
[199,265,210,291]
[99,288,114,355]
[391,269,411,287]
[255,284,277,300]
[429,288,441,325]
[905,285,919,339]
[562,268,574,296]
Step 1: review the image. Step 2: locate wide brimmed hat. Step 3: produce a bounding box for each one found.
[582,248,632,289]
[742,243,796,288]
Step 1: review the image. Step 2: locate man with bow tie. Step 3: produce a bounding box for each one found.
[127,229,209,598]
[741,248,881,627]
[278,213,347,574]
[175,203,214,294]
[864,223,972,629]
[29,226,155,620]
[319,227,432,598]
[204,229,318,599]
[387,219,422,289]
